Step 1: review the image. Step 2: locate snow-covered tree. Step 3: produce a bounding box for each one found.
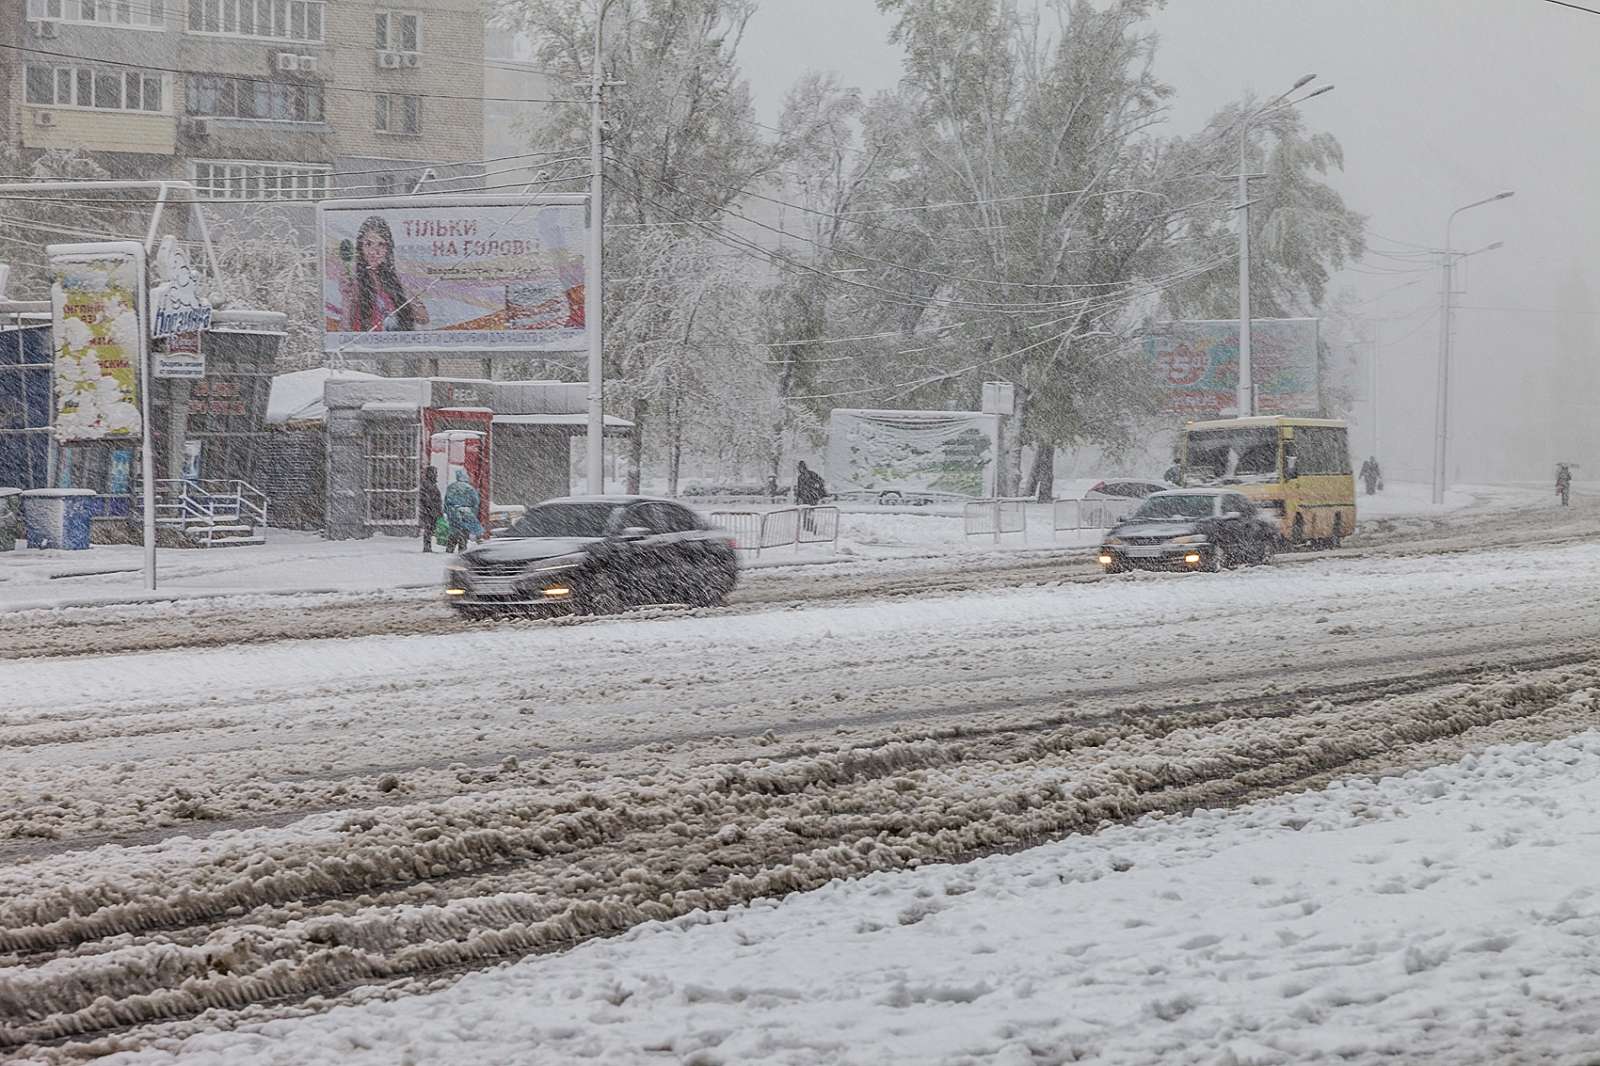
[494,0,780,489]
[206,206,321,371]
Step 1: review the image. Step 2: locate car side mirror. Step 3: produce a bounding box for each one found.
[619,526,651,541]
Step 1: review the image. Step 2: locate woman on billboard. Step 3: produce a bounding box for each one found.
[342,216,430,333]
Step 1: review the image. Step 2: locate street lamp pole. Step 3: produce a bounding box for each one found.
[1235,77,1332,417]
[585,0,615,495]
[1432,191,1513,504]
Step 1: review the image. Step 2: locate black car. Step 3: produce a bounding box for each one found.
[1097,489,1276,573]
[445,496,738,618]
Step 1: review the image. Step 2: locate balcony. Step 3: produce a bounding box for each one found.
[21,107,177,155]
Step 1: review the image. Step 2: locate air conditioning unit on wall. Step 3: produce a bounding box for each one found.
[297,54,318,72]
[184,117,211,137]
[274,52,300,72]
[33,111,57,128]
[401,52,419,68]
[30,18,60,37]
[378,51,401,69]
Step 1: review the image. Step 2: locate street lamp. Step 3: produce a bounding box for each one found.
[1432,191,1513,504]
[1234,78,1334,417]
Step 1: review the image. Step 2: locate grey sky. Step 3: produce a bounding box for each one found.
[740,0,1600,482]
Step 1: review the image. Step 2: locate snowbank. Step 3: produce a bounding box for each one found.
[99,729,1600,1065]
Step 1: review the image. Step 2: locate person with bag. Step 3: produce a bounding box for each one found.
[418,465,444,553]
[443,470,483,552]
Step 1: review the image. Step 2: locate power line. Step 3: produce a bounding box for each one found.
[0,169,590,207]
[609,151,1225,295]
[1541,0,1600,15]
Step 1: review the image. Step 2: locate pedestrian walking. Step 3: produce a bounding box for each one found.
[795,460,827,533]
[1557,463,1572,507]
[419,465,444,553]
[1360,456,1382,497]
[443,470,483,552]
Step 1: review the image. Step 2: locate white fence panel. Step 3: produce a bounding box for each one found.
[797,506,840,549]
[962,498,1030,541]
[709,511,762,551]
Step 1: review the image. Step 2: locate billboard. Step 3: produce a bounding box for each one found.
[319,195,587,355]
[48,242,147,442]
[826,409,999,499]
[1146,318,1320,417]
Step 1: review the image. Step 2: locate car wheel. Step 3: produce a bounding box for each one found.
[1256,537,1275,566]
[1202,548,1223,573]
[1291,513,1306,549]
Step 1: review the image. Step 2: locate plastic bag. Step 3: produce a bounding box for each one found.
[433,516,450,546]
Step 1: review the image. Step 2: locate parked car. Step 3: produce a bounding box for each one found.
[445,496,738,619]
[1097,489,1275,573]
[1084,479,1171,500]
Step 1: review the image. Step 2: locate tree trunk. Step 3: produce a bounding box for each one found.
[627,397,648,494]
[1026,445,1055,502]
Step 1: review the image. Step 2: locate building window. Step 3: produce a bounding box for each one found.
[375,93,420,135]
[374,10,419,52]
[191,160,331,201]
[27,0,166,28]
[24,63,165,112]
[187,75,324,122]
[187,0,323,42]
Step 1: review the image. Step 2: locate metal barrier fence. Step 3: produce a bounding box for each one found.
[1052,497,1139,532]
[962,498,1030,542]
[708,506,840,556]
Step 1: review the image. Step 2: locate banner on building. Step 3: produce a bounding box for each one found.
[1145,318,1320,417]
[826,409,999,499]
[318,195,588,355]
[48,242,147,443]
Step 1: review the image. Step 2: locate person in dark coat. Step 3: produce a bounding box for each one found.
[795,461,827,506]
[1360,456,1382,496]
[1557,463,1572,507]
[419,465,444,552]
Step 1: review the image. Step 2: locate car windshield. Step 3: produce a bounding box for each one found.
[508,503,618,539]
[1185,427,1279,484]
[1133,494,1217,521]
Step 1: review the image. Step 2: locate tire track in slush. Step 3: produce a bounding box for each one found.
[5,656,1600,1055]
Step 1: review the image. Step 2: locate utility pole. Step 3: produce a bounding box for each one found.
[585,0,611,496]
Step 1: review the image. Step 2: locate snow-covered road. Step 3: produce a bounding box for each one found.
[4,520,1600,1059]
[95,730,1600,1066]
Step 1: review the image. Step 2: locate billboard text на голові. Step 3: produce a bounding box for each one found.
[48,242,147,443]
[319,196,587,355]
[1145,318,1320,417]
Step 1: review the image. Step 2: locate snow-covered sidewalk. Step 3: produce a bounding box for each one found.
[103,730,1600,1066]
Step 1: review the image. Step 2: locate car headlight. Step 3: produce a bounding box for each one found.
[1171,534,1208,545]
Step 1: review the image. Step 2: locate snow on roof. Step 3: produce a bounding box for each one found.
[267,368,380,425]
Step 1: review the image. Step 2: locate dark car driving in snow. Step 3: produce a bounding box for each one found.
[1097,489,1276,574]
[445,496,739,619]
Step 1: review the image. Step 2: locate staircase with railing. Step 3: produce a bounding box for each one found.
[147,479,270,547]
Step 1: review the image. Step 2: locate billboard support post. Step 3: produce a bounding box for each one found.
[139,297,157,590]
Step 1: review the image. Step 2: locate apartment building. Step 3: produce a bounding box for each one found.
[1,0,487,206]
